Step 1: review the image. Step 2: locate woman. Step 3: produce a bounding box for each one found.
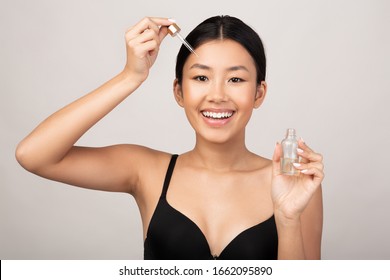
[16,16,324,259]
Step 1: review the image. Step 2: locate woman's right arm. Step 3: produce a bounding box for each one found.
[15,17,173,194]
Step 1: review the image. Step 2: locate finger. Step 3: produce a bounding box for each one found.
[298,149,323,164]
[158,26,169,42]
[125,18,159,42]
[293,161,324,173]
[146,17,172,44]
[297,141,323,163]
[126,17,172,40]
[272,142,282,176]
[129,28,160,45]
[298,138,314,153]
[133,40,159,59]
[135,26,169,49]
[148,16,175,27]
[301,167,325,186]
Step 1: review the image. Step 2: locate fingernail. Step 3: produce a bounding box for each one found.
[301,169,309,173]
[168,18,176,22]
[297,148,304,153]
[300,137,305,143]
[293,163,301,167]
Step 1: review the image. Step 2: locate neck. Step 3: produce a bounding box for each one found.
[190,132,252,172]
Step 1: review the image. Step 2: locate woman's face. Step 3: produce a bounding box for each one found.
[174,39,266,145]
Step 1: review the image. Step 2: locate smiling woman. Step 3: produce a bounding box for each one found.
[175,39,264,141]
[15,15,324,260]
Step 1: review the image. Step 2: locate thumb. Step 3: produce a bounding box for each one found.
[272,142,282,176]
[158,26,169,43]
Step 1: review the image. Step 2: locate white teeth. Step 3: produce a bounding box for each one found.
[202,111,233,119]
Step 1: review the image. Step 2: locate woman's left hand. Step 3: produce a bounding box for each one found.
[271,139,324,220]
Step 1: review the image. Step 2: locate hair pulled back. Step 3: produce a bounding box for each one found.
[175,15,266,85]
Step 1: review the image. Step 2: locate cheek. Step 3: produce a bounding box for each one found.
[182,82,207,105]
[228,85,258,108]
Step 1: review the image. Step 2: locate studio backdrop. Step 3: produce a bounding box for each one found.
[1,0,389,259]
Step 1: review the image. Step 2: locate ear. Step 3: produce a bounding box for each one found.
[173,79,184,107]
[254,81,267,109]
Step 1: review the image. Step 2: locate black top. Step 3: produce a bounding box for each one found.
[144,154,278,260]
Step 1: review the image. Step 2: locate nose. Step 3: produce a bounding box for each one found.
[206,80,228,103]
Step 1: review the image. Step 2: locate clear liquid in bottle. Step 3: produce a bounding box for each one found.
[281,128,299,176]
[281,158,299,175]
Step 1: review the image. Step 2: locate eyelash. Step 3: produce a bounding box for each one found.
[194,75,208,82]
[193,76,245,83]
[229,77,244,83]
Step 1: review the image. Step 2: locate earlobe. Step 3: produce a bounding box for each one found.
[173,79,184,107]
[254,81,267,109]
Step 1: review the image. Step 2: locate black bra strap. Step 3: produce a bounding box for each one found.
[161,154,178,198]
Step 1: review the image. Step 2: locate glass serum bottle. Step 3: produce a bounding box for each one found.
[281,128,299,175]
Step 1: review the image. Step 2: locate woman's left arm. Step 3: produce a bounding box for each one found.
[271,140,324,259]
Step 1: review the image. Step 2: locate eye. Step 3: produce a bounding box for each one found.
[194,75,208,82]
[229,77,244,83]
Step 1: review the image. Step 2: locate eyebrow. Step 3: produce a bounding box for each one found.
[189,63,249,72]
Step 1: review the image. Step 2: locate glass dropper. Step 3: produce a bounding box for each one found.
[168,23,198,57]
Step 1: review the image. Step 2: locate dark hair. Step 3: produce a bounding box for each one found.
[175,15,266,85]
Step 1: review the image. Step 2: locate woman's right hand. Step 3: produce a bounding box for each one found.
[122,17,173,84]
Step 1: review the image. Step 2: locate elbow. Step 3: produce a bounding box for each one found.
[15,141,38,173]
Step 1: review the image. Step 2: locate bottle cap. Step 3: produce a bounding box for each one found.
[168,23,181,36]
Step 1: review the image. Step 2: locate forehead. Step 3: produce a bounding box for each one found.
[183,39,256,72]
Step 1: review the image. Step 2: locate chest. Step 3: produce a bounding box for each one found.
[166,168,273,255]
[169,168,271,211]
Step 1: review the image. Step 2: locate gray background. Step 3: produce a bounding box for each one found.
[1,0,389,259]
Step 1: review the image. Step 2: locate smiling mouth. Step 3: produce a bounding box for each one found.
[201,111,234,119]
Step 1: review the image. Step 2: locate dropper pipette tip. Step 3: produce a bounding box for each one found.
[176,33,198,57]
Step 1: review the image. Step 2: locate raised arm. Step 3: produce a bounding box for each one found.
[15,17,173,194]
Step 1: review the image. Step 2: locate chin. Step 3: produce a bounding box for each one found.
[197,130,241,146]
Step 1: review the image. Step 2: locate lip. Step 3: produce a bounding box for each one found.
[200,108,235,127]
